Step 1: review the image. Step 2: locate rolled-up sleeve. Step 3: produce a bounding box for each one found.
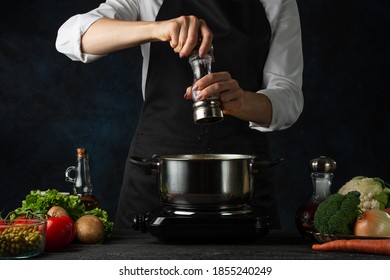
[251,0,304,132]
[55,13,105,63]
[55,0,140,63]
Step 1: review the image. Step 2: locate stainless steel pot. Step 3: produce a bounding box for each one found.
[129,154,282,209]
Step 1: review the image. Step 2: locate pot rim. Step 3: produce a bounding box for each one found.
[156,153,256,161]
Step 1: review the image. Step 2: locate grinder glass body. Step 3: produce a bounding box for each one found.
[189,49,224,124]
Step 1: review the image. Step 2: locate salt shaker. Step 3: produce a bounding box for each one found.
[295,156,337,240]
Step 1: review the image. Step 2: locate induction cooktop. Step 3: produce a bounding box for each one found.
[132,206,270,243]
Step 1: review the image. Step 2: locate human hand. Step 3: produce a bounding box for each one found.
[184,71,245,114]
[154,15,213,58]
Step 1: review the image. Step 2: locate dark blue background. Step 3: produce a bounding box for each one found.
[1,0,389,231]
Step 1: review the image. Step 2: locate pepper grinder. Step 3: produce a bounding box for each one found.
[189,45,224,124]
[295,156,337,240]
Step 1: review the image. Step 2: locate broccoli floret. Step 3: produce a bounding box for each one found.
[313,191,361,235]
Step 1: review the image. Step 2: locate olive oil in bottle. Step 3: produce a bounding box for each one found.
[65,148,100,210]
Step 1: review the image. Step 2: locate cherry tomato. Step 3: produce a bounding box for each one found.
[12,216,36,226]
[44,217,74,252]
[0,220,5,232]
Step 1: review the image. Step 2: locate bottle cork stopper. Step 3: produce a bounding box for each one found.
[76,148,87,158]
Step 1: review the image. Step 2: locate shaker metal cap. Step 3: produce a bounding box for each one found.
[310,156,337,173]
[192,100,224,124]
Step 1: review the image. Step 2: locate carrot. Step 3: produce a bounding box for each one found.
[312,239,390,255]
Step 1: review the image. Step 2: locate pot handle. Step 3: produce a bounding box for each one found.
[250,157,284,175]
[129,156,160,175]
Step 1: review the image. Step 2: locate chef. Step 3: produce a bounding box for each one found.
[55,0,304,233]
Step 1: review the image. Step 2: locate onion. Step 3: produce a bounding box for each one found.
[354,209,390,237]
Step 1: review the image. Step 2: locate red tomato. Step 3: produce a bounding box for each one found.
[44,217,74,252]
[384,209,390,215]
[58,216,76,244]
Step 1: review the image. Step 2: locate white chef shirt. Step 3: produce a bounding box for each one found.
[55,0,304,132]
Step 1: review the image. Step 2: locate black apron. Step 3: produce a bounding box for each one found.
[114,0,280,233]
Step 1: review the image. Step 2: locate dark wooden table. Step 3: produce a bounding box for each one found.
[36,230,390,260]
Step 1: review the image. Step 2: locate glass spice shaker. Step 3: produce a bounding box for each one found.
[65,148,100,210]
[189,44,224,124]
[295,156,337,240]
